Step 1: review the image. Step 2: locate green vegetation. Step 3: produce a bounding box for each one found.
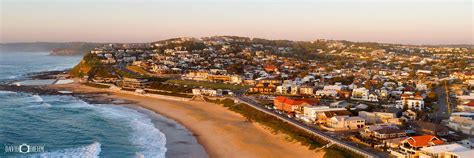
[69,53,101,77]
[145,90,193,98]
[149,81,192,93]
[115,68,141,78]
[83,82,110,88]
[324,147,363,158]
[167,79,249,91]
[126,65,150,76]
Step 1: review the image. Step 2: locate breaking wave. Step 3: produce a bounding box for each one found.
[95,105,168,158]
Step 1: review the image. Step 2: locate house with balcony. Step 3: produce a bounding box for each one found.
[396,93,425,110]
[389,135,445,158]
[120,77,150,89]
[299,86,314,95]
[359,108,402,125]
[351,87,379,102]
[360,124,407,141]
[315,89,338,98]
[326,116,365,131]
[249,83,276,94]
[299,106,347,123]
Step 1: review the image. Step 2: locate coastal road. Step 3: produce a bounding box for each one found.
[233,94,384,158]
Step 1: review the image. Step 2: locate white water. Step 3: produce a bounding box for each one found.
[33,142,102,158]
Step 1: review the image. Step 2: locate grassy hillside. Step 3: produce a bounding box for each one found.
[69,53,102,77]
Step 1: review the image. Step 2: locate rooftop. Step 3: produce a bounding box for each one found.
[421,143,468,154]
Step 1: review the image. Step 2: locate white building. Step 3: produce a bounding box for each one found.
[230,75,242,84]
[328,116,365,130]
[192,88,222,97]
[395,93,424,110]
[299,86,314,95]
[315,89,338,97]
[446,115,474,135]
[324,85,343,91]
[416,83,429,91]
[351,87,378,102]
[419,143,470,158]
[300,106,347,122]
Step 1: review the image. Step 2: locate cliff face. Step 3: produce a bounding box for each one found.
[68,53,97,77]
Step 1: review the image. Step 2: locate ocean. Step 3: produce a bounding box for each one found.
[0,52,199,157]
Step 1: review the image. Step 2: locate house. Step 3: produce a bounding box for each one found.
[445,115,474,135]
[315,89,338,98]
[351,87,379,102]
[249,83,276,94]
[299,106,347,123]
[456,101,474,112]
[360,124,407,141]
[416,83,429,91]
[192,88,202,95]
[419,143,470,158]
[401,109,417,121]
[192,88,223,97]
[120,77,150,89]
[327,116,365,131]
[299,86,314,95]
[184,71,209,81]
[274,96,318,114]
[264,64,278,72]
[257,77,282,85]
[407,121,449,137]
[445,149,474,158]
[358,108,402,125]
[390,135,445,158]
[396,93,425,110]
[230,75,243,84]
[200,88,223,97]
[276,84,298,95]
[323,85,343,91]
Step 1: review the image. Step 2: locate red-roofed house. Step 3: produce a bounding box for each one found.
[457,100,474,112]
[390,135,444,158]
[264,64,278,73]
[274,96,318,114]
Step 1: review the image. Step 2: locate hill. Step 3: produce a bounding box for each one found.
[0,42,101,56]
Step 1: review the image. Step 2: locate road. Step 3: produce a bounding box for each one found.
[234,94,386,158]
[433,85,455,123]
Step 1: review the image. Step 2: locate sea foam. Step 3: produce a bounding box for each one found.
[95,105,168,158]
[33,142,101,158]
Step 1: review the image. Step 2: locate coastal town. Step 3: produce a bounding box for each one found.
[70,36,473,158]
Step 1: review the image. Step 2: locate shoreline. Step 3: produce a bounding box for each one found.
[47,82,325,158]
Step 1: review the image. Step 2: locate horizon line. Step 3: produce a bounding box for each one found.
[1,35,473,46]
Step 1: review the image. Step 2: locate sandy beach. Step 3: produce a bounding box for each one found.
[49,82,325,158]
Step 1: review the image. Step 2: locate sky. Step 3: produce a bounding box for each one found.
[0,0,472,44]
